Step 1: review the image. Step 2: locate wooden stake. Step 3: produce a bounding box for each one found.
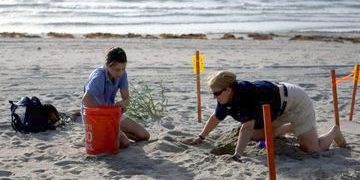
[196,50,202,123]
[349,65,359,121]
[331,70,340,126]
[262,104,276,180]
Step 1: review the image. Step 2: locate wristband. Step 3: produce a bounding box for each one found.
[198,135,205,140]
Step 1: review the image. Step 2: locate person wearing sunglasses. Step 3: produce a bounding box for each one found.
[82,47,150,148]
[182,71,346,161]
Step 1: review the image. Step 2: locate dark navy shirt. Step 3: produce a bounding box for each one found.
[215,80,281,129]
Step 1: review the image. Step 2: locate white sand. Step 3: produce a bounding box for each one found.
[0,36,359,179]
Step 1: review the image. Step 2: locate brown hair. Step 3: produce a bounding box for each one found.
[43,104,60,126]
[207,71,236,89]
[105,47,127,66]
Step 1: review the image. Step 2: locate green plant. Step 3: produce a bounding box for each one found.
[126,82,168,124]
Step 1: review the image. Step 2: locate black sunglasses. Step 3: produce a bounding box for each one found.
[212,89,226,97]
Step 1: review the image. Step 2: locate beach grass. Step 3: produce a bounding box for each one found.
[126,82,168,125]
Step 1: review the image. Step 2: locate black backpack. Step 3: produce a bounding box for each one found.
[9,96,55,133]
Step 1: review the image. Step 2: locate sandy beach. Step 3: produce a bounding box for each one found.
[0,34,360,179]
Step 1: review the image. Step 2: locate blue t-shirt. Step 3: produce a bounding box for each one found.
[215,80,281,129]
[84,66,128,105]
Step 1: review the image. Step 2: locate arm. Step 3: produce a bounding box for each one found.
[116,88,130,109]
[182,113,220,145]
[199,113,220,138]
[82,91,98,108]
[234,119,255,156]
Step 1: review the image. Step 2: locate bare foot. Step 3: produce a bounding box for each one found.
[333,126,346,148]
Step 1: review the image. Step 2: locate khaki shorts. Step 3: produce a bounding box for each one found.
[272,83,316,136]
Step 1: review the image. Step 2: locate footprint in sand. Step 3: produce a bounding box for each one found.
[167,130,193,137]
[3,131,16,138]
[32,169,46,173]
[338,103,348,112]
[23,152,33,157]
[30,65,41,71]
[35,143,54,150]
[161,121,175,130]
[311,94,324,102]
[9,83,19,87]
[61,165,73,170]
[71,140,85,149]
[0,123,10,130]
[221,172,232,178]
[69,169,82,175]
[0,170,12,177]
[108,171,120,177]
[180,95,190,100]
[11,139,22,146]
[317,119,327,122]
[34,154,57,162]
[177,110,192,119]
[168,106,179,111]
[186,106,195,110]
[163,135,176,142]
[244,171,252,176]
[155,141,187,153]
[298,83,317,89]
[54,160,83,167]
[54,94,71,100]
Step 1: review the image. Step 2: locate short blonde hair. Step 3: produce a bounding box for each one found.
[207,71,236,89]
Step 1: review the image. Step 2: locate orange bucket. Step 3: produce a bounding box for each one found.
[83,105,122,155]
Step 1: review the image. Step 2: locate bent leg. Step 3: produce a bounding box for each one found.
[251,129,264,141]
[297,127,339,153]
[297,128,321,153]
[251,123,292,141]
[120,117,150,141]
[119,130,130,149]
[274,123,292,137]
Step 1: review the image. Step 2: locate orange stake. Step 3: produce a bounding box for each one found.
[349,65,359,121]
[262,104,276,180]
[331,70,340,127]
[196,50,202,123]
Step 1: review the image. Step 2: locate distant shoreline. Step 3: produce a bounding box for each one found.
[1,26,360,179]
[1,31,360,43]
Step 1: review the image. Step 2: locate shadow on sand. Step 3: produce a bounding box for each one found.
[84,140,194,179]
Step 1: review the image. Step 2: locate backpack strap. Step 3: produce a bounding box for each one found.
[9,101,26,133]
[9,101,17,130]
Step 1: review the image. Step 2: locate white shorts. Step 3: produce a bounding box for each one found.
[272,83,316,136]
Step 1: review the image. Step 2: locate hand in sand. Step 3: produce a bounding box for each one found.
[220,154,242,163]
[182,137,203,145]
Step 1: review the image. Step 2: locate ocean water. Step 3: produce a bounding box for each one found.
[1,0,360,34]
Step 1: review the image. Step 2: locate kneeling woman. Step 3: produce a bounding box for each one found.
[183,71,346,161]
[82,47,150,148]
